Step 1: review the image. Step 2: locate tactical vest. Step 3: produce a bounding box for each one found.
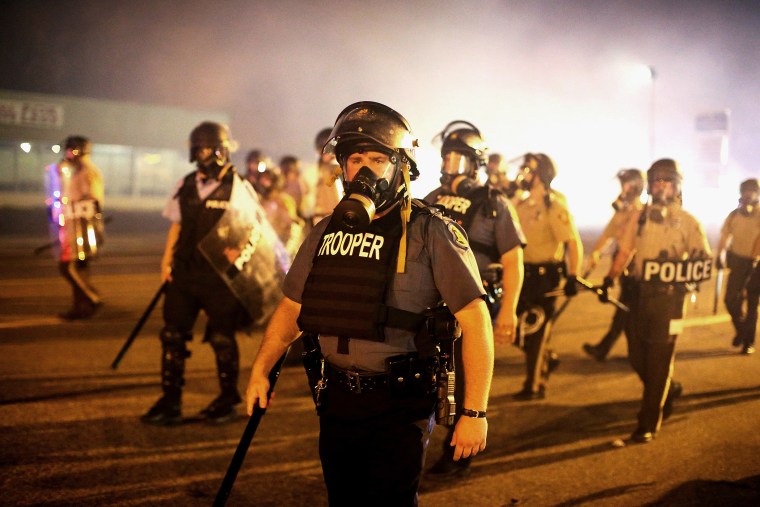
[173,169,236,275]
[298,202,431,342]
[433,185,500,262]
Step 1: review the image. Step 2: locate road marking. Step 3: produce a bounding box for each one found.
[682,314,730,328]
[0,316,63,329]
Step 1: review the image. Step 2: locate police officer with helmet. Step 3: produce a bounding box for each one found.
[512,153,583,400]
[245,102,493,506]
[142,122,253,426]
[716,178,760,354]
[423,121,525,477]
[583,169,644,361]
[44,135,105,320]
[601,159,711,443]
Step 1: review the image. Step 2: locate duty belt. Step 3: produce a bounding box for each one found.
[326,363,388,394]
[524,262,563,276]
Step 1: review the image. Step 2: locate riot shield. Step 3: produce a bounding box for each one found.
[199,176,291,326]
[65,198,105,261]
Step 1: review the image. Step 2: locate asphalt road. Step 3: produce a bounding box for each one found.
[1,230,759,507]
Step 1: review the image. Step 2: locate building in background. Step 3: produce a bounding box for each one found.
[0,89,229,210]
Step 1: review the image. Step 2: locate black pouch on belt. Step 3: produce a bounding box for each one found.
[386,354,412,398]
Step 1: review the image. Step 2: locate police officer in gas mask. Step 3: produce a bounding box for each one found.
[716,178,760,354]
[423,122,525,477]
[602,159,711,443]
[142,122,254,426]
[245,102,494,506]
[511,153,583,400]
[583,169,644,361]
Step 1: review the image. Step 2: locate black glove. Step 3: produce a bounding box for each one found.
[597,276,614,303]
[564,275,579,297]
[715,256,724,270]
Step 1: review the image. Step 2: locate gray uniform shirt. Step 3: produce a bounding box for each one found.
[424,186,526,273]
[284,208,485,372]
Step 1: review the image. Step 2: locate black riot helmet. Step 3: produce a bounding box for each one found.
[647,158,682,204]
[436,121,487,196]
[64,135,92,158]
[315,127,333,152]
[612,168,644,210]
[739,178,759,194]
[324,101,419,230]
[522,153,556,190]
[189,121,233,177]
[738,178,759,213]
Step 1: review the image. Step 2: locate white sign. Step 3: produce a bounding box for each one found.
[0,99,64,129]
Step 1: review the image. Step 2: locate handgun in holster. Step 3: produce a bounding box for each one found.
[300,332,327,412]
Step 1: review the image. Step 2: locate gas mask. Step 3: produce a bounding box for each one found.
[738,195,758,216]
[648,204,668,224]
[194,146,228,180]
[441,151,479,196]
[441,173,480,196]
[333,166,390,230]
[612,188,641,211]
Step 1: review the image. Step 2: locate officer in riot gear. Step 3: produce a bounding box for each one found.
[716,178,760,354]
[512,153,583,400]
[423,121,525,477]
[142,121,254,426]
[245,102,494,506]
[602,159,711,443]
[583,169,644,361]
[312,127,343,224]
[44,135,105,320]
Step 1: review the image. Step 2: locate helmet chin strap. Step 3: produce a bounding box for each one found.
[396,162,412,274]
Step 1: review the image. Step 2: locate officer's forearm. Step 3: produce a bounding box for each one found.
[455,299,493,411]
[500,247,523,314]
[252,297,302,378]
[608,247,633,280]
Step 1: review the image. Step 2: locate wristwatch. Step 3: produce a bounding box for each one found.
[461,408,487,418]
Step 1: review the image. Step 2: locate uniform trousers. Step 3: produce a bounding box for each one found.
[724,252,756,347]
[318,381,434,507]
[594,275,636,356]
[163,272,241,338]
[518,264,561,392]
[59,260,100,312]
[625,284,685,433]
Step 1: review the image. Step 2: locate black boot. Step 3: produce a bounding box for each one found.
[204,333,241,423]
[201,390,243,423]
[142,338,187,425]
[141,392,182,425]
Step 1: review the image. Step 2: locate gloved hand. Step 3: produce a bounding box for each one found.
[715,256,724,270]
[564,275,579,297]
[597,276,614,303]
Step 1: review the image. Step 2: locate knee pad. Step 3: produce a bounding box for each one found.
[160,327,191,348]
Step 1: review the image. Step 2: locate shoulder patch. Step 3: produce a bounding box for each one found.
[447,222,470,250]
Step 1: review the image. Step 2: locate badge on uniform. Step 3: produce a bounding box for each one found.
[447,222,469,250]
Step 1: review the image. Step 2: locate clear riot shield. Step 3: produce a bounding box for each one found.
[65,198,105,261]
[199,176,291,326]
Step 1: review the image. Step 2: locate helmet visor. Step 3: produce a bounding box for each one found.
[442,151,474,176]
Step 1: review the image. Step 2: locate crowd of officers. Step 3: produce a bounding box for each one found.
[46,101,759,506]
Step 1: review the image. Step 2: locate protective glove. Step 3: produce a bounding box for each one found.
[715,256,724,270]
[564,275,579,297]
[597,276,614,303]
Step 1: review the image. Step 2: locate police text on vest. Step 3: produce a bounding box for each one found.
[642,259,713,283]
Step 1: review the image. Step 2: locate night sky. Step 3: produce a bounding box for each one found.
[3,0,759,223]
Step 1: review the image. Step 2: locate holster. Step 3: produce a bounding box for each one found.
[301,332,326,412]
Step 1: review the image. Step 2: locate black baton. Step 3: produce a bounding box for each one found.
[110,281,168,369]
[213,348,290,507]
